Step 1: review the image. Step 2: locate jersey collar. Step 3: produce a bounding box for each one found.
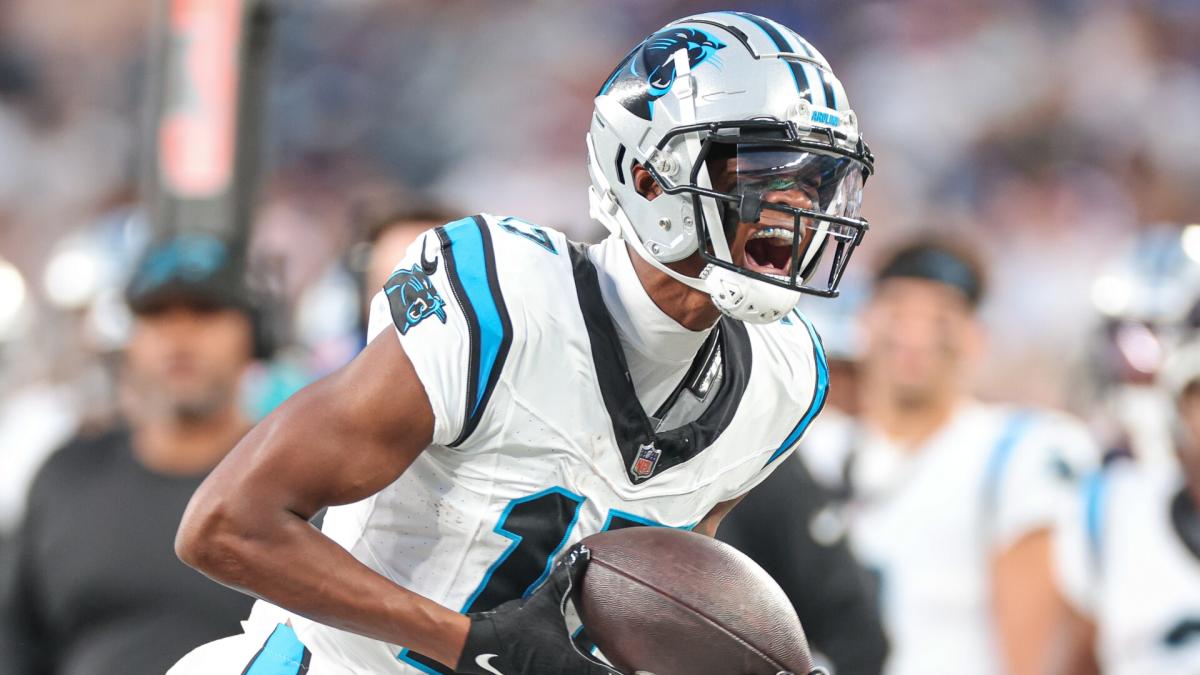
[568,242,752,485]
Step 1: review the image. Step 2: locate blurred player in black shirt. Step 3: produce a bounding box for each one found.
[0,234,261,675]
[718,421,888,675]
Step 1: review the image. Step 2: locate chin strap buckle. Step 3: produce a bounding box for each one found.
[599,189,620,216]
[588,185,620,217]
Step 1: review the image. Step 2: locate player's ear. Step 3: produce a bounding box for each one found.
[631,162,663,202]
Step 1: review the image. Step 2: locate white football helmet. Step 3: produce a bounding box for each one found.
[586,12,874,323]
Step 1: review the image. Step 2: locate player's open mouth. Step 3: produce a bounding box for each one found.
[743,227,795,277]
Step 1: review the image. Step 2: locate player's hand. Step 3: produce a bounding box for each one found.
[456,544,620,675]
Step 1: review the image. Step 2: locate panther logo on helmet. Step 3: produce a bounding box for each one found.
[598,28,726,121]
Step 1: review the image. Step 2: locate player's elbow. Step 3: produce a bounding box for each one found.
[175,488,253,580]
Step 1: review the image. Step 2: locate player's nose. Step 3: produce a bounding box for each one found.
[763,189,814,212]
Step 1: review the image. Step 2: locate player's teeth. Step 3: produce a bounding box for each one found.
[750,228,793,241]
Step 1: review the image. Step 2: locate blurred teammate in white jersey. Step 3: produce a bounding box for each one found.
[800,237,1098,675]
[1082,224,1200,467]
[170,12,874,675]
[1048,331,1200,675]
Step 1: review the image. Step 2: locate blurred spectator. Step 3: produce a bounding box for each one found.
[0,234,259,675]
[0,383,78,537]
[359,205,463,309]
[1048,334,1200,675]
[717,451,889,675]
[799,237,1099,675]
[718,279,885,675]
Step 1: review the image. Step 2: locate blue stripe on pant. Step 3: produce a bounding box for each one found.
[242,623,310,675]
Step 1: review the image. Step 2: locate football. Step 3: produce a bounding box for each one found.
[576,527,815,675]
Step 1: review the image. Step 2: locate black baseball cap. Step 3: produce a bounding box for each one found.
[874,238,987,308]
[125,233,252,315]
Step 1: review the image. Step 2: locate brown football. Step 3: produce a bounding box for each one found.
[576,527,815,675]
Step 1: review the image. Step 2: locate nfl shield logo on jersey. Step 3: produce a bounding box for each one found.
[631,442,662,480]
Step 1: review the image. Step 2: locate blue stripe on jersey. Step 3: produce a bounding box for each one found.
[766,311,829,465]
[440,216,513,447]
[981,410,1036,514]
[396,650,444,675]
[459,487,586,612]
[519,490,586,601]
[243,624,309,675]
[395,488,586,674]
[1083,470,1108,571]
[442,218,503,417]
[723,12,811,100]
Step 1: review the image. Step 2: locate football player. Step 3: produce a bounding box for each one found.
[1047,334,1200,675]
[170,12,873,675]
[1082,223,1200,467]
[798,237,1099,675]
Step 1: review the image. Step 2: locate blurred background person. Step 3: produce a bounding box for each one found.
[718,449,889,675]
[1047,326,1200,675]
[717,283,888,675]
[1078,223,1200,467]
[0,205,148,541]
[355,204,463,329]
[0,234,261,675]
[799,237,1100,675]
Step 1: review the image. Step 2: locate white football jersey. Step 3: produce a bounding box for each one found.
[255,214,828,673]
[800,402,1099,675]
[1055,462,1200,675]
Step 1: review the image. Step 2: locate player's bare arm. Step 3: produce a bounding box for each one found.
[694,496,743,537]
[991,530,1059,675]
[175,333,469,668]
[1042,598,1100,675]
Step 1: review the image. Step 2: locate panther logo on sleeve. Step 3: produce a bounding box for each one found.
[385,263,448,335]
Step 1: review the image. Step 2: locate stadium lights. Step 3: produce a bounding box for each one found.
[43,246,104,310]
[1183,224,1200,264]
[1091,273,1132,317]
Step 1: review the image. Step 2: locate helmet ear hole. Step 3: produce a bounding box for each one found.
[631,162,664,202]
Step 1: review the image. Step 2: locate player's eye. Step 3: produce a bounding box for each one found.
[757,176,821,204]
[764,177,798,192]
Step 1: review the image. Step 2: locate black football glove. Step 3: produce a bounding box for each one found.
[456,544,620,675]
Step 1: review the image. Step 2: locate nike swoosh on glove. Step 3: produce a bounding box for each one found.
[455,544,621,675]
